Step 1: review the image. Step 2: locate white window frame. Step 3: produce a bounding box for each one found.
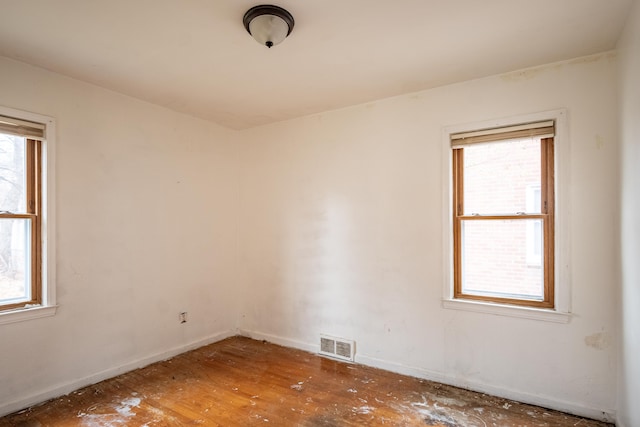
[0,105,57,324]
[441,109,571,323]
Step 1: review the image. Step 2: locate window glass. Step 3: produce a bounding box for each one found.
[0,134,27,213]
[463,138,541,215]
[0,217,32,306]
[461,218,544,300]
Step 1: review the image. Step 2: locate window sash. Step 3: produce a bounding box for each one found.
[0,139,41,311]
[0,215,38,309]
[452,137,555,308]
[454,215,552,307]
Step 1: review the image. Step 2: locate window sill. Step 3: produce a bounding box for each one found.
[442,299,570,323]
[0,305,58,325]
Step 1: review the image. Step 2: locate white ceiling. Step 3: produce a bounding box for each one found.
[0,1,633,129]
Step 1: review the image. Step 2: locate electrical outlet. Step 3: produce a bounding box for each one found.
[179,312,187,324]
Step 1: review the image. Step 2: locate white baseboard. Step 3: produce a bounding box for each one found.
[238,329,615,423]
[0,329,236,418]
[238,329,319,354]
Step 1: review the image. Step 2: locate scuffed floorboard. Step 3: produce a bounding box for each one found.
[0,336,611,426]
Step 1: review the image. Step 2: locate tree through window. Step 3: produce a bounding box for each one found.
[0,123,42,312]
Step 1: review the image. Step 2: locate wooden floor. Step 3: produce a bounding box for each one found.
[1,336,611,426]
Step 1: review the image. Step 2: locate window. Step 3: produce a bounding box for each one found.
[451,120,555,308]
[0,107,55,322]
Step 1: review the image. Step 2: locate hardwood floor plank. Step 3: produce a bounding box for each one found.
[0,336,612,426]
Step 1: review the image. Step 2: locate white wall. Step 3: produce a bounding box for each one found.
[617,0,640,425]
[239,54,620,420]
[0,57,241,415]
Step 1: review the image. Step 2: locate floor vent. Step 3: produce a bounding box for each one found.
[319,335,355,362]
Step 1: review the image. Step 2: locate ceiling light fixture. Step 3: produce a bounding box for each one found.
[243,4,294,48]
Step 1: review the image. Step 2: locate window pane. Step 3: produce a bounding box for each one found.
[463,138,541,215]
[461,219,543,300]
[0,218,32,305]
[0,133,27,213]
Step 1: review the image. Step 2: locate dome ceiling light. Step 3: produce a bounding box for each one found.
[243,5,295,48]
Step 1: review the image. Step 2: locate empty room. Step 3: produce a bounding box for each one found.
[0,1,639,426]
